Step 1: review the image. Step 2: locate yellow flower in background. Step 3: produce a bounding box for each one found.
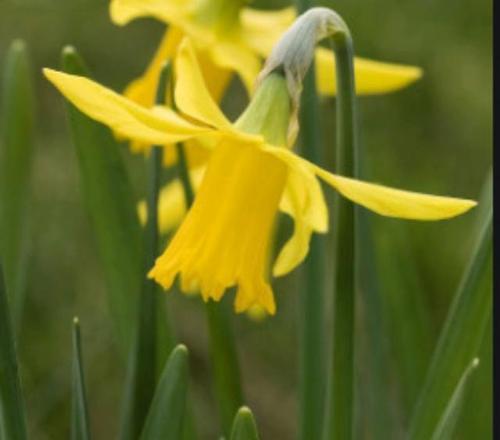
[44,39,476,315]
[110,0,423,110]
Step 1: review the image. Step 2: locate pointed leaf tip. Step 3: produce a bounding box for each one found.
[230,406,260,440]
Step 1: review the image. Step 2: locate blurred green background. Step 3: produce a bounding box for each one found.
[0,0,491,438]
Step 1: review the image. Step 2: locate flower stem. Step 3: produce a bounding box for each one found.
[173,110,243,439]
[120,63,172,440]
[293,1,327,439]
[324,30,358,440]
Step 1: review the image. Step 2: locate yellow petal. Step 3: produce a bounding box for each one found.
[110,0,191,26]
[44,68,212,145]
[209,40,261,96]
[273,153,328,276]
[312,166,477,220]
[124,27,184,108]
[264,145,476,221]
[175,39,232,129]
[240,6,296,58]
[315,47,423,96]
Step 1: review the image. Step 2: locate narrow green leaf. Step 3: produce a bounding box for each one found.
[60,46,143,353]
[230,407,260,440]
[408,187,492,439]
[430,358,480,440]
[0,39,35,328]
[0,265,27,440]
[119,63,173,440]
[206,300,244,436]
[71,317,91,440]
[140,345,189,440]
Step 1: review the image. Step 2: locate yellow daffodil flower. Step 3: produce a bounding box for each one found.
[110,0,423,110]
[44,39,475,315]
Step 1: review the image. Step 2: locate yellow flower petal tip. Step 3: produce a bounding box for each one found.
[314,47,424,96]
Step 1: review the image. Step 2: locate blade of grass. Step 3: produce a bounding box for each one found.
[119,63,173,440]
[0,265,27,440]
[71,317,91,440]
[408,185,492,439]
[430,358,480,440]
[140,345,189,440]
[61,47,143,354]
[230,407,260,440]
[294,1,327,438]
[0,39,35,329]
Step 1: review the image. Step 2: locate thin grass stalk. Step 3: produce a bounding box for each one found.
[119,64,171,440]
[0,39,34,331]
[408,182,492,439]
[0,265,27,440]
[71,317,91,440]
[324,30,359,440]
[294,1,327,439]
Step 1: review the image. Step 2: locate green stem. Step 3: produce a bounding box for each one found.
[119,64,171,440]
[297,35,327,440]
[173,118,243,438]
[324,31,358,440]
[293,1,327,439]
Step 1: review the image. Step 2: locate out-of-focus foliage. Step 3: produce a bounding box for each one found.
[0,0,490,438]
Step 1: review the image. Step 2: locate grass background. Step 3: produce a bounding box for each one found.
[0,0,491,438]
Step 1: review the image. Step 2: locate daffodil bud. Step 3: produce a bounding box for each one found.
[257,7,350,143]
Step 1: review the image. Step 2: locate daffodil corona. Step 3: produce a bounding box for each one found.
[44,39,476,315]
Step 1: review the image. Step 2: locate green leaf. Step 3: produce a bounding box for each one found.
[0,265,27,440]
[71,317,91,440]
[408,180,492,439]
[140,345,189,440]
[230,407,260,440]
[0,39,35,329]
[430,358,480,440]
[60,46,143,353]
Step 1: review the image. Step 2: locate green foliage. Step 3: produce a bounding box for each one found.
[0,39,34,329]
[60,46,143,354]
[140,345,189,440]
[71,318,91,440]
[408,178,492,439]
[230,407,261,440]
[0,265,27,440]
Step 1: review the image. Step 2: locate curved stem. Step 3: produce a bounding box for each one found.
[324,31,358,440]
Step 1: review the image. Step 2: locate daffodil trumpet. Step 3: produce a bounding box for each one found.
[44,36,476,315]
